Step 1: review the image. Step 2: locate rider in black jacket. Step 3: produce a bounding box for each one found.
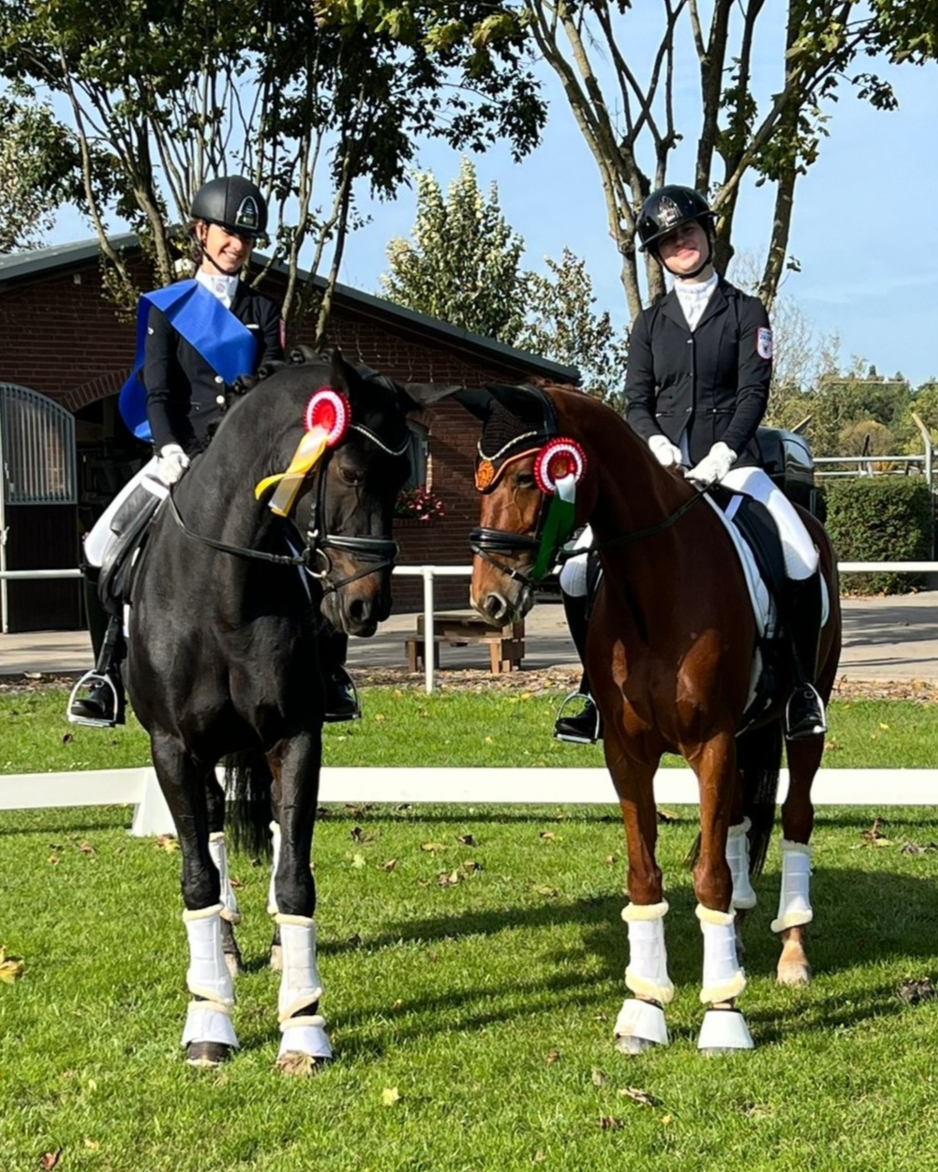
[555,185,826,745]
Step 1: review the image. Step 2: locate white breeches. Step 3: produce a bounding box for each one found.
[82,458,167,568]
[721,466,818,580]
[558,525,593,598]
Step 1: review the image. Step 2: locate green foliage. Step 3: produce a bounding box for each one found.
[823,478,933,594]
[517,249,629,408]
[380,157,527,342]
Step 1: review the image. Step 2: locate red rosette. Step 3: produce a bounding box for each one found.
[533,438,587,495]
[303,387,350,447]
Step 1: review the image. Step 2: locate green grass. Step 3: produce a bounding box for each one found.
[3,687,938,771]
[4,800,938,1171]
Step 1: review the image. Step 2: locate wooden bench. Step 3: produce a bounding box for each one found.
[405,610,525,674]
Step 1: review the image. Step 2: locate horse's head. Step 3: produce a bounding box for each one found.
[456,383,594,626]
[245,350,438,637]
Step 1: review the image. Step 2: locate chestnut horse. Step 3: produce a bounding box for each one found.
[457,383,841,1054]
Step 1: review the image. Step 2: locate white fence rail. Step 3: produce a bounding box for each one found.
[3,766,938,839]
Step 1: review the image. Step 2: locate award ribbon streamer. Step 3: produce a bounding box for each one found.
[530,471,577,581]
[255,425,329,517]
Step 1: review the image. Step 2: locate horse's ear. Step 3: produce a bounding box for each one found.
[328,347,359,394]
[452,387,495,421]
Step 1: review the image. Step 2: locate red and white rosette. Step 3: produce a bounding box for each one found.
[533,437,587,496]
[304,386,350,448]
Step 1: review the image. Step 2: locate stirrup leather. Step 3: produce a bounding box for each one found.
[67,671,120,728]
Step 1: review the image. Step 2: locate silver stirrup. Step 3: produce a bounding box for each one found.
[67,671,119,728]
[553,690,600,745]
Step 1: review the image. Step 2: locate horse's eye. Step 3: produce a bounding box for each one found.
[337,465,366,487]
[513,471,536,489]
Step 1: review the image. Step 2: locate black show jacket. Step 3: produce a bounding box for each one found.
[624,278,772,468]
[144,281,283,454]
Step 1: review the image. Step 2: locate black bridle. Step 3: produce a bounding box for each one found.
[167,419,407,595]
[470,484,706,591]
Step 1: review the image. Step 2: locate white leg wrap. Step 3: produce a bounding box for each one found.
[208,832,241,924]
[697,904,746,1004]
[726,819,757,910]
[181,1000,239,1050]
[771,839,813,933]
[621,901,674,1005]
[267,821,281,915]
[183,903,235,1005]
[276,913,324,1022]
[278,1014,333,1060]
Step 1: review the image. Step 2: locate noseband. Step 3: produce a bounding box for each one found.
[168,418,408,595]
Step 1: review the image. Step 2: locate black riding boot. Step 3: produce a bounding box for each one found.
[554,590,602,744]
[320,629,361,723]
[67,566,126,727]
[784,570,827,741]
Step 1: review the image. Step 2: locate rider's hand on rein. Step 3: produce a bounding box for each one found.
[648,434,684,468]
[685,441,736,487]
[157,443,191,486]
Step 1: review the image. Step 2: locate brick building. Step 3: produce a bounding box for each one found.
[0,236,578,628]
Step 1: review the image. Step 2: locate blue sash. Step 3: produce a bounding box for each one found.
[118,279,259,442]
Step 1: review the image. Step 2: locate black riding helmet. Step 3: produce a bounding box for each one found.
[190,176,268,240]
[636,185,714,254]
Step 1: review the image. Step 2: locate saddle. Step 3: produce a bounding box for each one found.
[98,482,165,615]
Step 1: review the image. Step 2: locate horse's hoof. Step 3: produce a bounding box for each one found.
[613,998,669,1053]
[185,1040,233,1067]
[777,961,812,987]
[269,944,283,971]
[697,1008,754,1053]
[276,1051,331,1077]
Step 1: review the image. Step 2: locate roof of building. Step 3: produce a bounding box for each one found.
[0,235,580,385]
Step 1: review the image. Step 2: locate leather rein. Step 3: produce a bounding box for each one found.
[166,420,408,595]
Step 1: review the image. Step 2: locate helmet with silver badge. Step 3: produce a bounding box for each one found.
[190,176,268,240]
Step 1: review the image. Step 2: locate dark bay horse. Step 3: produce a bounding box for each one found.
[457,383,841,1053]
[127,350,428,1068]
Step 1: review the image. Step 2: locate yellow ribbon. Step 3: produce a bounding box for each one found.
[255,425,329,518]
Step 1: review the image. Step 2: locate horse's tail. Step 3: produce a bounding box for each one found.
[683,721,782,878]
[224,750,274,859]
[737,721,783,877]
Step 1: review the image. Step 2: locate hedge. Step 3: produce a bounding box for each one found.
[822,477,934,595]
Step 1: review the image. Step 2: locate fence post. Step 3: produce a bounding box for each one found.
[422,565,436,694]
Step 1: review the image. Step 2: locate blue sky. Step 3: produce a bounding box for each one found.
[44,13,938,387]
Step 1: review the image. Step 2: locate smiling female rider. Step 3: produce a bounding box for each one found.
[68,176,357,728]
[555,185,826,745]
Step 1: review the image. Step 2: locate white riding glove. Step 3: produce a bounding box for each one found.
[648,434,684,468]
[157,443,190,486]
[686,441,737,487]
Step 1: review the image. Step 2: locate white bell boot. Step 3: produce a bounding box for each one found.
[771,839,813,933]
[697,1007,754,1052]
[276,913,332,1060]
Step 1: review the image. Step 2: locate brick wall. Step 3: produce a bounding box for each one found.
[0,254,545,618]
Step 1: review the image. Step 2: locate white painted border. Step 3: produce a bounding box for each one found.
[2,767,936,839]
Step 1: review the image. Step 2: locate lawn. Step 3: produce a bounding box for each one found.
[3,688,938,1171]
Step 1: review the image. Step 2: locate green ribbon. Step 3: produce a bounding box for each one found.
[530,473,577,581]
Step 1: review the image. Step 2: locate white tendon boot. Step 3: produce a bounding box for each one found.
[771,839,813,933]
[726,820,757,910]
[696,904,752,1052]
[614,901,672,1052]
[275,913,332,1061]
[181,903,239,1052]
[267,821,282,915]
[208,832,241,924]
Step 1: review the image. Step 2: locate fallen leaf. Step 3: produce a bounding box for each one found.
[84,1139,100,1151]
[619,1086,658,1107]
[539,831,557,841]
[590,1068,608,1087]
[656,808,680,823]
[381,1086,401,1106]
[347,933,362,948]
[350,853,366,869]
[438,870,461,887]
[897,977,938,1005]
[351,827,376,844]
[599,1116,624,1131]
[461,860,482,874]
[0,947,24,984]
[61,733,73,744]
[533,1151,546,1164]
[545,1050,561,1065]
[456,834,476,846]
[155,835,178,853]
[532,885,559,898]
[39,1151,62,1171]
[47,855,59,866]
[420,842,446,853]
[77,841,96,855]
[230,877,244,888]
[378,858,399,872]
[276,1052,325,1077]
[605,854,617,866]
